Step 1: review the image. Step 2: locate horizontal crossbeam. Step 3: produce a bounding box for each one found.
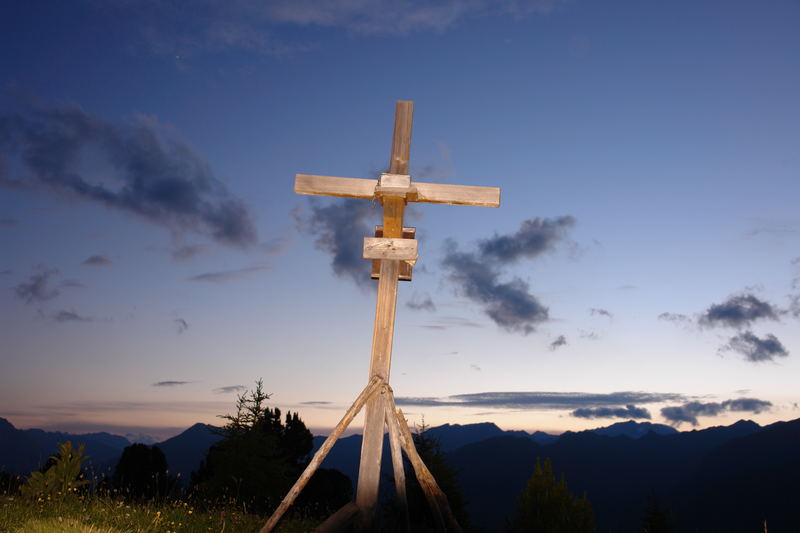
[363,237,418,263]
[295,174,500,207]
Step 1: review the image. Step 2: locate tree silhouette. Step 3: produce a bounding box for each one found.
[641,491,673,533]
[506,457,595,533]
[191,379,313,514]
[113,443,170,500]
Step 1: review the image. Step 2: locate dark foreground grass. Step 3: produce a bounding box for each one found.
[0,493,319,533]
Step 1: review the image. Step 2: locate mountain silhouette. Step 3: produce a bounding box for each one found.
[156,423,223,484]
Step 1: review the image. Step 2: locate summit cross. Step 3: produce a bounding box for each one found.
[262,101,500,533]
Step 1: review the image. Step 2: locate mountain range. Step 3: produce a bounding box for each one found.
[2,416,798,532]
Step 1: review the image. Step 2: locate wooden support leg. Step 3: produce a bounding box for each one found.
[390,400,464,533]
[384,390,410,533]
[259,376,384,533]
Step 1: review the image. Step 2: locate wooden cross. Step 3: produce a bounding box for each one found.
[261,101,500,533]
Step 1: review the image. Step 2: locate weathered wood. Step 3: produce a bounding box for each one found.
[295,174,377,199]
[390,101,413,175]
[392,404,464,533]
[314,502,361,533]
[385,391,410,533]
[363,237,418,263]
[414,181,501,207]
[259,376,383,533]
[371,226,415,281]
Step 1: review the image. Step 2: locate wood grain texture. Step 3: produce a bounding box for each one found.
[363,238,418,261]
[385,391,410,533]
[294,174,376,199]
[389,101,413,175]
[414,181,501,207]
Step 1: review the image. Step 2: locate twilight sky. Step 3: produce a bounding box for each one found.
[2,0,799,441]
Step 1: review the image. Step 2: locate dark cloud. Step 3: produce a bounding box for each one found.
[295,198,378,287]
[396,391,686,410]
[51,310,92,323]
[0,103,257,247]
[0,217,20,227]
[589,307,613,318]
[171,243,208,261]
[791,257,800,291]
[14,268,60,303]
[175,318,189,334]
[441,217,575,334]
[722,331,789,362]
[699,294,780,328]
[300,401,332,405]
[441,240,549,335]
[789,294,800,318]
[478,216,576,263]
[153,381,191,387]
[214,385,247,394]
[571,404,651,420]
[658,312,690,323]
[406,292,436,312]
[82,255,112,266]
[188,263,270,282]
[59,279,86,289]
[549,335,567,351]
[0,269,12,277]
[661,398,772,426]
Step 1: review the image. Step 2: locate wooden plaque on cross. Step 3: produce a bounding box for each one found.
[262,101,500,533]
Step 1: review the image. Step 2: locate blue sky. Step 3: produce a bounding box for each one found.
[1,0,799,440]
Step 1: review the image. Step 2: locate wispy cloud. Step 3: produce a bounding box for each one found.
[300,400,332,405]
[82,255,112,266]
[661,398,772,426]
[213,385,247,394]
[188,263,270,283]
[722,331,789,362]
[589,307,613,318]
[406,292,436,312]
[51,310,93,323]
[417,315,483,330]
[571,404,651,420]
[1,102,257,248]
[294,198,378,287]
[175,318,189,334]
[657,312,691,324]
[396,391,686,410]
[441,216,574,335]
[15,268,60,303]
[152,381,191,387]
[549,335,567,351]
[0,217,20,227]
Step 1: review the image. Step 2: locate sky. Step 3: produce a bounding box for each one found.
[1,0,799,442]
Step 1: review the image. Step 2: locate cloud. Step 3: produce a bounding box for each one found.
[14,268,60,303]
[578,329,599,340]
[300,400,332,405]
[406,292,436,312]
[417,316,483,330]
[107,0,559,59]
[478,216,576,263]
[175,318,189,333]
[441,216,575,334]
[571,404,651,420]
[188,263,270,282]
[396,391,686,410]
[0,217,20,227]
[789,294,800,318]
[470,364,482,372]
[658,312,690,323]
[295,198,378,287]
[589,307,613,318]
[82,255,112,266]
[152,381,191,387]
[661,398,772,426]
[0,102,257,247]
[214,385,247,394]
[51,310,92,323]
[699,294,780,328]
[722,331,789,362]
[549,335,567,351]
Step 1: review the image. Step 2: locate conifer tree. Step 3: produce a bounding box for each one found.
[506,457,594,533]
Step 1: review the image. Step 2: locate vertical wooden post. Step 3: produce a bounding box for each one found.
[355,102,413,530]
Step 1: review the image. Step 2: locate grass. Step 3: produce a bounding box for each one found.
[0,492,320,533]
